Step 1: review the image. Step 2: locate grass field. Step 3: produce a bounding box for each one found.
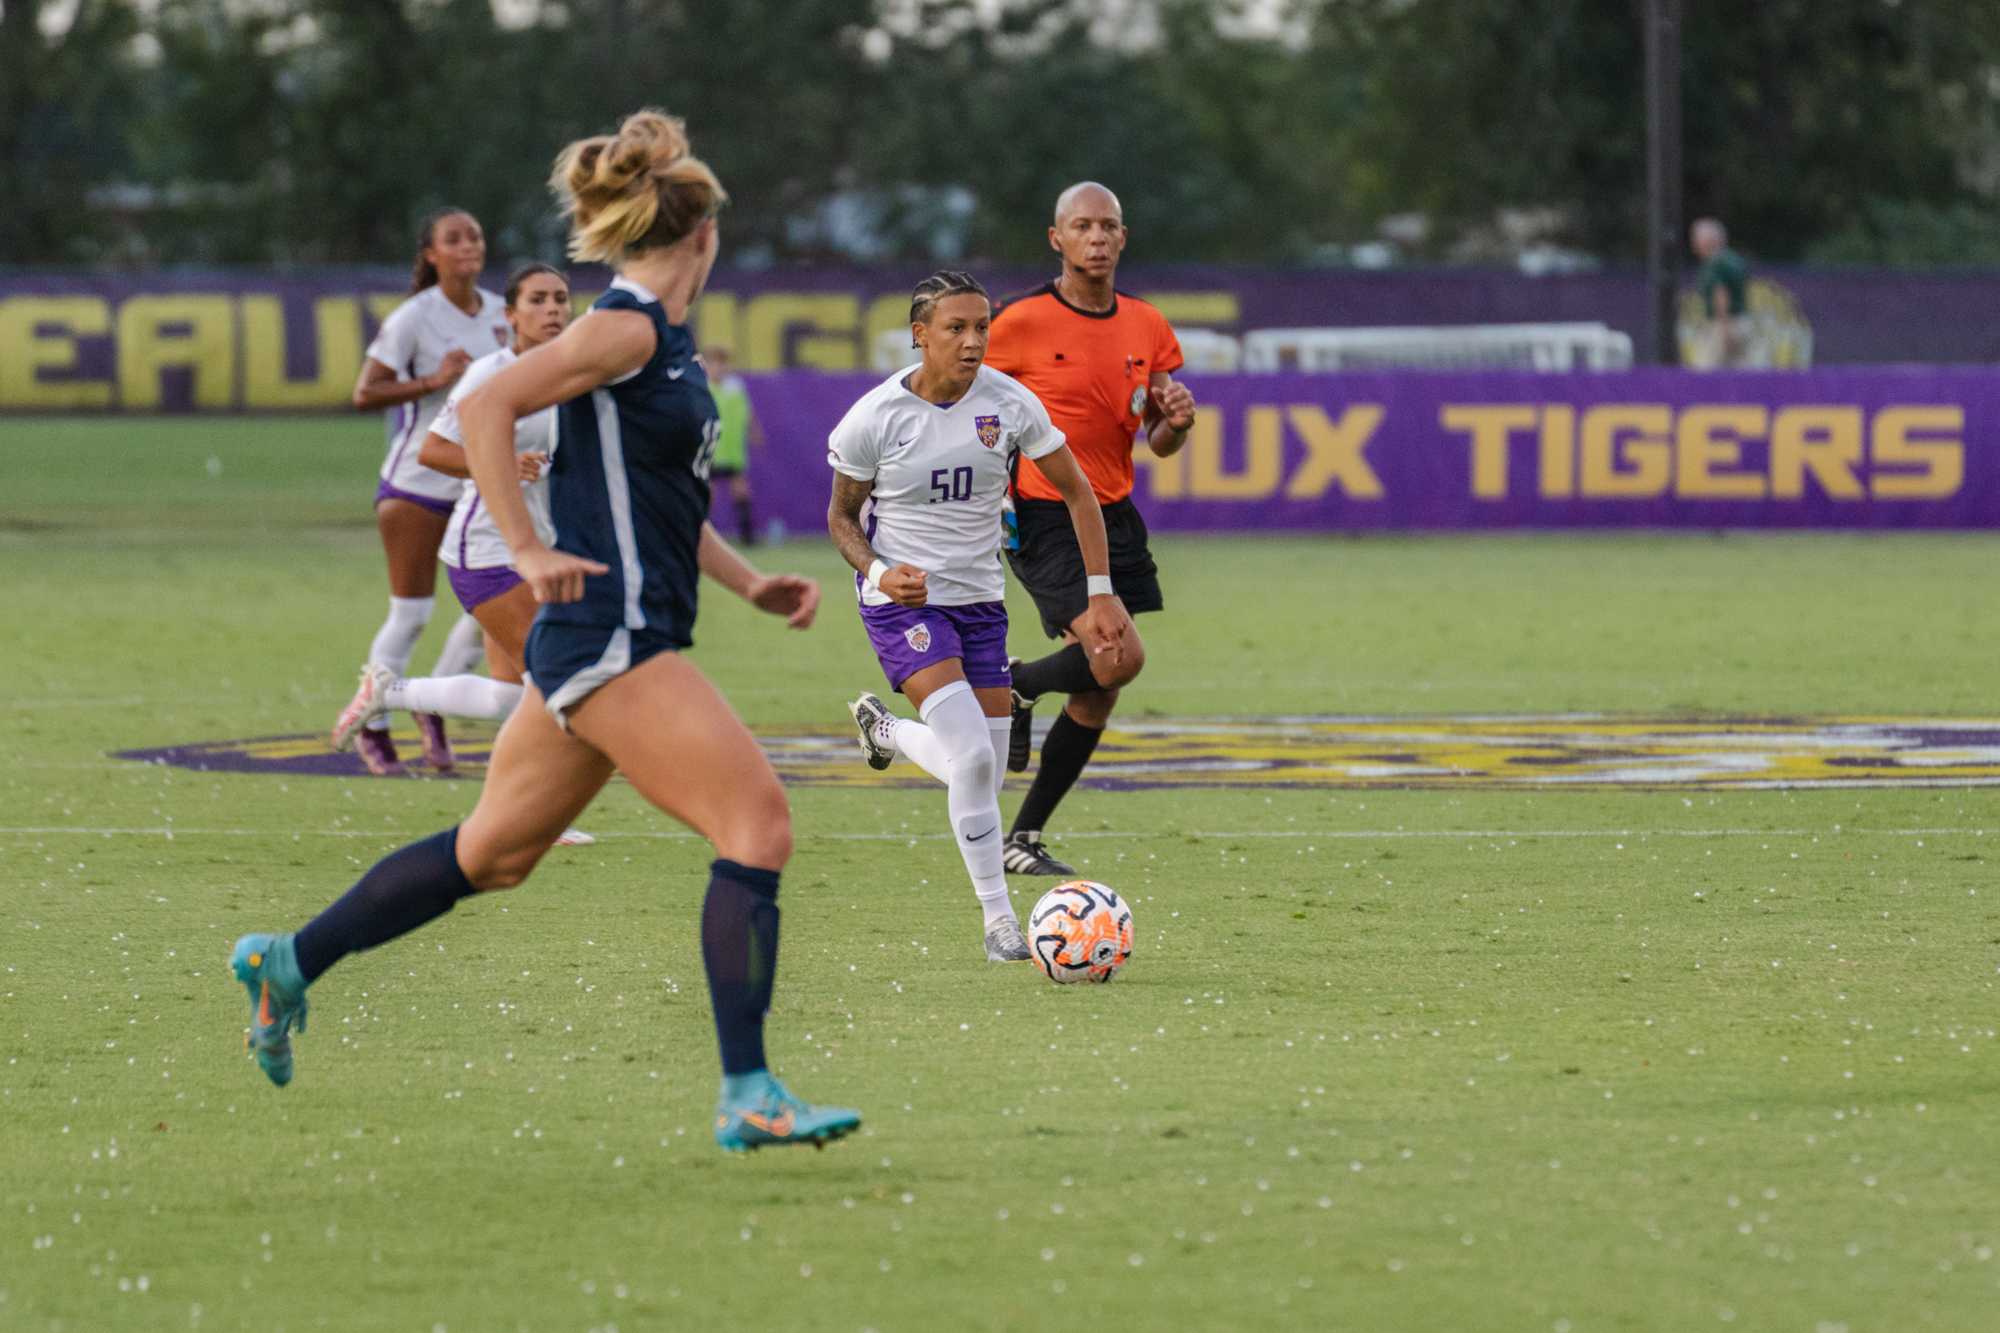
[5,415,1999,1331]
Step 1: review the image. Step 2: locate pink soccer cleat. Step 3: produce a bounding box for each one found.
[413,712,455,772]
[352,727,405,777]
[331,664,394,752]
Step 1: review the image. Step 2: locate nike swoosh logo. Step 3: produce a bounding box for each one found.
[667,366,687,379]
[966,826,998,843]
[740,1109,796,1136]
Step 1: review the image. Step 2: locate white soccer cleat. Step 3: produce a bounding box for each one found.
[330,664,396,753]
[555,828,596,847]
[847,692,897,771]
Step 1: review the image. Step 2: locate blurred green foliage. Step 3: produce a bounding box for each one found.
[4,0,1997,267]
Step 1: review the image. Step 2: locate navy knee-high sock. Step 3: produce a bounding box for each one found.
[701,858,781,1076]
[292,827,479,983]
[1011,642,1102,701]
[1010,712,1103,838]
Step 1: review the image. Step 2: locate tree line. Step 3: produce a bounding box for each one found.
[5,0,1997,270]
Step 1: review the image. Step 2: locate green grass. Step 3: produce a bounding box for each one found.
[4,416,2000,1331]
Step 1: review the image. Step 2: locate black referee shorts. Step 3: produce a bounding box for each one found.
[1006,496,1164,640]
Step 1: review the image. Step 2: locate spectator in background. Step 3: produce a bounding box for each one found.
[1690,217,1751,368]
[704,345,763,543]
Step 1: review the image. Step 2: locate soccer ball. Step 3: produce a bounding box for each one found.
[1027,881,1133,984]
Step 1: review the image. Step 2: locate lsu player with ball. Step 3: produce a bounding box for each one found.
[827,270,1130,962]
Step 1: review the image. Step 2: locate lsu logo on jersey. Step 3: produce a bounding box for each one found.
[904,623,933,653]
[974,415,1002,449]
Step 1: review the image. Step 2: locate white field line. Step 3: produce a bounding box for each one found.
[0,825,1989,842]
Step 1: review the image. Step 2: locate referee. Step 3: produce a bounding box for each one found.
[987,181,1197,876]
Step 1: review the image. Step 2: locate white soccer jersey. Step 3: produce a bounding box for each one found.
[432,348,556,571]
[366,285,509,502]
[828,364,1066,606]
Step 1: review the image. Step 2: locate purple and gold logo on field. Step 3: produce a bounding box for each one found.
[974,414,1002,449]
[111,716,2000,790]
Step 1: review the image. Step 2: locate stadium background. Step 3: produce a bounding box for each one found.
[8,2,2000,1330]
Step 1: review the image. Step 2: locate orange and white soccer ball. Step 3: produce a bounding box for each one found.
[1027,881,1133,984]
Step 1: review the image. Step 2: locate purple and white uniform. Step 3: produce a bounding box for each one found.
[827,364,1065,689]
[430,347,556,612]
[366,285,509,513]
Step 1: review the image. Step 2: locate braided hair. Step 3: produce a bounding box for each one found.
[908,270,989,345]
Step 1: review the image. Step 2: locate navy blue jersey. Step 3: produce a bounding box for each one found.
[544,277,719,646]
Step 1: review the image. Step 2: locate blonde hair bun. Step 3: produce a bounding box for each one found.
[551,108,726,264]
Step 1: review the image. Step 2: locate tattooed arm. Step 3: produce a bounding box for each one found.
[828,472,928,607]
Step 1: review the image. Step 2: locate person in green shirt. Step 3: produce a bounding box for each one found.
[1690,217,1751,367]
[704,344,763,542]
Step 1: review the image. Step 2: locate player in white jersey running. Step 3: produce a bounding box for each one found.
[344,207,510,777]
[333,262,593,845]
[827,270,1130,961]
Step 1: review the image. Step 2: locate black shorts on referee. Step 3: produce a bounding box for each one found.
[1006,496,1164,640]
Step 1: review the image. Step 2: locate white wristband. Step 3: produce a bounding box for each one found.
[1086,574,1114,598]
[866,558,889,591]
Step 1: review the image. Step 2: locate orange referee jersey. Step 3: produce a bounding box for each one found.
[985,283,1184,504]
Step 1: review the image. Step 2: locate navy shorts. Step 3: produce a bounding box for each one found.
[524,620,684,729]
[860,600,1011,692]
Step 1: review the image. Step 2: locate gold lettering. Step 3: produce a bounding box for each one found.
[1284,404,1383,499]
[1871,406,1964,499]
[241,296,363,408]
[115,295,236,409]
[1139,292,1241,328]
[1190,406,1281,499]
[1579,404,1671,497]
[743,294,858,371]
[1440,405,1536,500]
[0,296,112,408]
[694,293,739,354]
[1539,404,1575,497]
[1675,405,1768,499]
[1769,407,1864,499]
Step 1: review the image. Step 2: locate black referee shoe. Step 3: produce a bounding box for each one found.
[1002,832,1075,877]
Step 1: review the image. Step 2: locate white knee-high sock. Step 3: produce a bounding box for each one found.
[431,611,485,679]
[366,595,434,731]
[987,717,1011,792]
[899,682,1011,923]
[384,675,522,721]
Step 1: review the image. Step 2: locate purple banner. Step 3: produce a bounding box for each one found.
[6,265,2000,412]
[746,368,1998,531]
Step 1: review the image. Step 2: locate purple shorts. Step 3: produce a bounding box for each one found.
[861,600,1012,692]
[447,562,524,612]
[375,478,455,517]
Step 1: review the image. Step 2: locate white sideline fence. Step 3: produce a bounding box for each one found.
[873,322,1634,373]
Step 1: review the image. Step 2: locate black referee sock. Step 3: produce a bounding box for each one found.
[1011,642,1102,701]
[1011,713,1103,839]
[292,827,479,983]
[700,859,781,1076]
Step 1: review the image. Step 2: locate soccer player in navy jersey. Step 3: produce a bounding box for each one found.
[229,109,860,1153]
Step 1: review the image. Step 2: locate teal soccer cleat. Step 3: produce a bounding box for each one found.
[714,1071,861,1153]
[230,933,309,1088]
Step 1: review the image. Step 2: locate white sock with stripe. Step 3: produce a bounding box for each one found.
[384,676,522,721]
[365,595,433,731]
